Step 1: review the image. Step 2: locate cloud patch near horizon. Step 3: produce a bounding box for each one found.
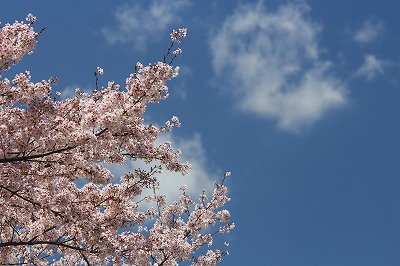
[102,0,189,50]
[209,1,347,131]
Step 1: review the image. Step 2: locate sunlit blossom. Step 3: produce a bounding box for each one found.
[0,18,232,265]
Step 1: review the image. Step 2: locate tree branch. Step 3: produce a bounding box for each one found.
[0,239,83,251]
[0,145,77,163]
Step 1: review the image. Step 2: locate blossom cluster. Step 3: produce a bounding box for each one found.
[96,66,104,75]
[0,16,37,72]
[0,15,233,265]
[170,28,187,44]
[26,13,37,24]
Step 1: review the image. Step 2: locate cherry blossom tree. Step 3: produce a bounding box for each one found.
[0,14,233,265]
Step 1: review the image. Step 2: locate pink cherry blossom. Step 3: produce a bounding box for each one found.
[170,28,187,44]
[0,15,233,265]
[173,48,183,55]
[26,13,37,24]
[0,18,37,72]
[96,66,104,75]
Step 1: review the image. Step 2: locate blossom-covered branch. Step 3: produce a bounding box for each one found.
[0,14,233,265]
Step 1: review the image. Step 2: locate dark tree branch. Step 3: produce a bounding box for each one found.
[0,239,83,251]
[0,145,77,163]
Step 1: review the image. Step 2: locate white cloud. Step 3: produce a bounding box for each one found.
[355,54,388,81]
[107,132,215,203]
[58,85,79,100]
[210,1,346,131]
[102,0,189,50]
[354,19,384,43]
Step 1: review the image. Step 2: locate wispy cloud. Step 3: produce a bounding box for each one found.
[107,133,215,202]
[353,19,384,43]
[355,54,390,81]
[102,0,189,50]
[209,1,346,131]
[58,85,79,100]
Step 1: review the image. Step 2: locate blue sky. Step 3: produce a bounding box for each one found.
[2,0,400,265]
